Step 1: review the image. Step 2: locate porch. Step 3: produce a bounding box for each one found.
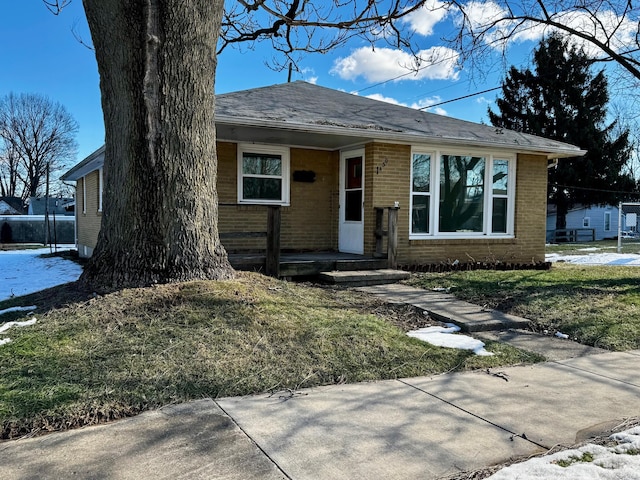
[221,205,399,278]
[228,251,389,277]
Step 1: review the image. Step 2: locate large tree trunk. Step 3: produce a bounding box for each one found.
[81,0,234,288]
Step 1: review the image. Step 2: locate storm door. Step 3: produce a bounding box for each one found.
[339,150,364,254]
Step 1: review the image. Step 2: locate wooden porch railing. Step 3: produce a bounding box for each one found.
[374,206,399,269]
[219,204,281,277]
[219,204,399,277]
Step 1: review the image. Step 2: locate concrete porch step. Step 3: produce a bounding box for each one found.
[318,269,410,287]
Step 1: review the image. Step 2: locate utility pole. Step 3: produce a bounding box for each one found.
[44,160,51,250]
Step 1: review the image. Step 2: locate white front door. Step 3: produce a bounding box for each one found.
[339,150,364,254]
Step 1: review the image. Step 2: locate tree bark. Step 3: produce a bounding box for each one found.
[81,0,234,288]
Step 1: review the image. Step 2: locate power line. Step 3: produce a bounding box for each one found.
[552,183,639,195]
[418,85,502,109]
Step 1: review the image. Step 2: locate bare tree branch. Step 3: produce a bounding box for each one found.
[219,0,430,68]
[446,1,640,81]
[43,0,72,15]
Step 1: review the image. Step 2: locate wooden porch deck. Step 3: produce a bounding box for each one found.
[228,251,388,277]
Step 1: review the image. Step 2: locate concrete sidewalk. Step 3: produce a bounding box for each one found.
[2,351,639,479]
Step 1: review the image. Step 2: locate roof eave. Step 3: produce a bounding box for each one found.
[215,115,586,160]
[61,145,105,181]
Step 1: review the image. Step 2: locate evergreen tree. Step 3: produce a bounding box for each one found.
[489,33,634,230]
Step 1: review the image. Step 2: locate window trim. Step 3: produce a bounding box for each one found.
[98,168,103,212]
[604,211,611,232]
[82,175,87,214]
[409,147,517,240]
[583,217,591,228]
[237,143,290,205]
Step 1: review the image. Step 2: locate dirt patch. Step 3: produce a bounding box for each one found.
[370,301,439,331]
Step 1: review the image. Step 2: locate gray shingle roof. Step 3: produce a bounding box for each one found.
[215,81,584,158]
[64,81,585,180]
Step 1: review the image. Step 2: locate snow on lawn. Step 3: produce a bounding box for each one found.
[0,317,38,347]
[407,323,494,356]
[0,247,83,301]
[546,252,640,266]
[0,305,36,316]
[488,426,640,479]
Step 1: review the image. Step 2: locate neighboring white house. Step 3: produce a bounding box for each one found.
[546,204,635,242]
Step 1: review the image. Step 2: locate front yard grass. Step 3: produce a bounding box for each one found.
[0,272,540,440]
[406,263,640,351]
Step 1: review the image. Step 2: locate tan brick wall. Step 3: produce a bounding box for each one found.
[217,142,338,252]
[76,171,103,257]
[513,153,548,262]
[364,143,411,256]
[364,143,548,265]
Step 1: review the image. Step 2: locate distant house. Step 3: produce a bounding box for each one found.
[28,197,75,216]
[62,81,585,270]
[546,204,624,242]
[0,197,26,215]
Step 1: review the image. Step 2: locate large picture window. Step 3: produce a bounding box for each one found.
[410,149,515,238]
[238,144,290,205]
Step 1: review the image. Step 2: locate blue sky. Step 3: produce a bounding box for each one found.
[1,2,634,167]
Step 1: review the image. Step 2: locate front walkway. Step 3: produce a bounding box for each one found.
[358,282,607,360]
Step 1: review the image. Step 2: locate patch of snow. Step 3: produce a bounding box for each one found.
[0,338,11,346]
[0,317,37,334]
[488,426,640,479]
[431,287,451,293]
[0,305,37,316]
[0,247,82,300]
[555,332,569,339]
[408,323,494,356]
[546,252,640,266]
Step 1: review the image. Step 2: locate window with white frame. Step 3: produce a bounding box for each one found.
[410,149,516,238]
[82,175,87,214]
[583,217,590,228]
[237,144,290,205]
[604,211,611,232]
[98,168,103,212]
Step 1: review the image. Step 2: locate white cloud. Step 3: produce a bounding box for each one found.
[363,93,449,116]
[365,93,403,105]
[403,0,449,36]
[459,1,507,31]
[331,46,459,83]
[476,96,492,105]
[299,68,318,84]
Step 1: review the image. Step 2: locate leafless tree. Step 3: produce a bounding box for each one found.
[64,0,439,288]
[0,92,78,203]
[0,144,20,198]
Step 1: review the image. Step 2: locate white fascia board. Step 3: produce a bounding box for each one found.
[215,115,586,159]
[62,145,105,181]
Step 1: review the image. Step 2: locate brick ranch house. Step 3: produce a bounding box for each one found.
[62,81,584,275]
